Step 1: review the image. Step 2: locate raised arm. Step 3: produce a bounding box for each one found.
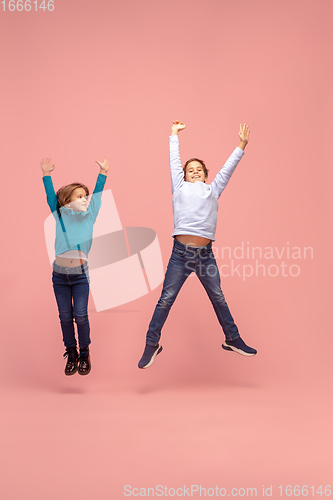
[89,159,109,221]
[238,123,250,151]
[210,124,250,199]
[170,120,186,194]
[95,158,109,179]
[41,158,58,213]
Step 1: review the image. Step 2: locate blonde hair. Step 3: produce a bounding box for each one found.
[56,183,89,208]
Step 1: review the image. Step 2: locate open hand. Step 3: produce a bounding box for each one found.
[171,120,186,135]
[238,123,250,144]
[95,158,110,174]
[40,158,55,174]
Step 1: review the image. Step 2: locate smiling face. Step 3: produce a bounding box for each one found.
[184,160,208,183]
[66,187,89,212]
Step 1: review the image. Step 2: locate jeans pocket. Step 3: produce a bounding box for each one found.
[52,273,67,288]
[173,247,186,257]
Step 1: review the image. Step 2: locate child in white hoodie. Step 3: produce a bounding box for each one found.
[138,121,256,369]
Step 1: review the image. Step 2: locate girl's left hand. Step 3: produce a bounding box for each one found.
[40,157,55,174]
[95,158,110,174]
[238,123,250,144]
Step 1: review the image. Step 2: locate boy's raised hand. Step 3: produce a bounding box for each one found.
[40,158,55,176]
[171,120,186,135]
[95,158,110,175]
[238,123,250,144]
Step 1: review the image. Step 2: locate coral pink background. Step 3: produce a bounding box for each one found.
[1,0,332,498]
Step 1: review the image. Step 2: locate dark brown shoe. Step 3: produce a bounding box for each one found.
[78,348,91,376]
[63,347,78,376]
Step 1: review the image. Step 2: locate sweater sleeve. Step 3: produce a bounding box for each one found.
[42,175,58,215]
[89,173,107,222]
[210,147,244,199]
[169,135,184,194]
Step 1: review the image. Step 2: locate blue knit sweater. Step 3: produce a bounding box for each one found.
[43,173,107,257]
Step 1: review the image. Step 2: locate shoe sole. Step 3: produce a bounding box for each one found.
[139,345,163,369]
[222,342,257,357]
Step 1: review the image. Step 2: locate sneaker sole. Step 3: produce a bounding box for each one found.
[222,342,257,357]
[139,345,163,369]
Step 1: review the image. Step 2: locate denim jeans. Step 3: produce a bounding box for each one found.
[146,239,240,346]
[52,262,91,349]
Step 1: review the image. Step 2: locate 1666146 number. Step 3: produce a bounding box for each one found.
[1,0,54,11]
[278,485,331,496]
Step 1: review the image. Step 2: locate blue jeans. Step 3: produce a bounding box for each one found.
[146,239,240,346]
[52,262,91,349]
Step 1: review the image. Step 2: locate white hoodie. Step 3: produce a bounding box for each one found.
[169,135,244,241]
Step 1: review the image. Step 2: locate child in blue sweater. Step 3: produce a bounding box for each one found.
[138,121,257,369]
[42,157,109,376]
